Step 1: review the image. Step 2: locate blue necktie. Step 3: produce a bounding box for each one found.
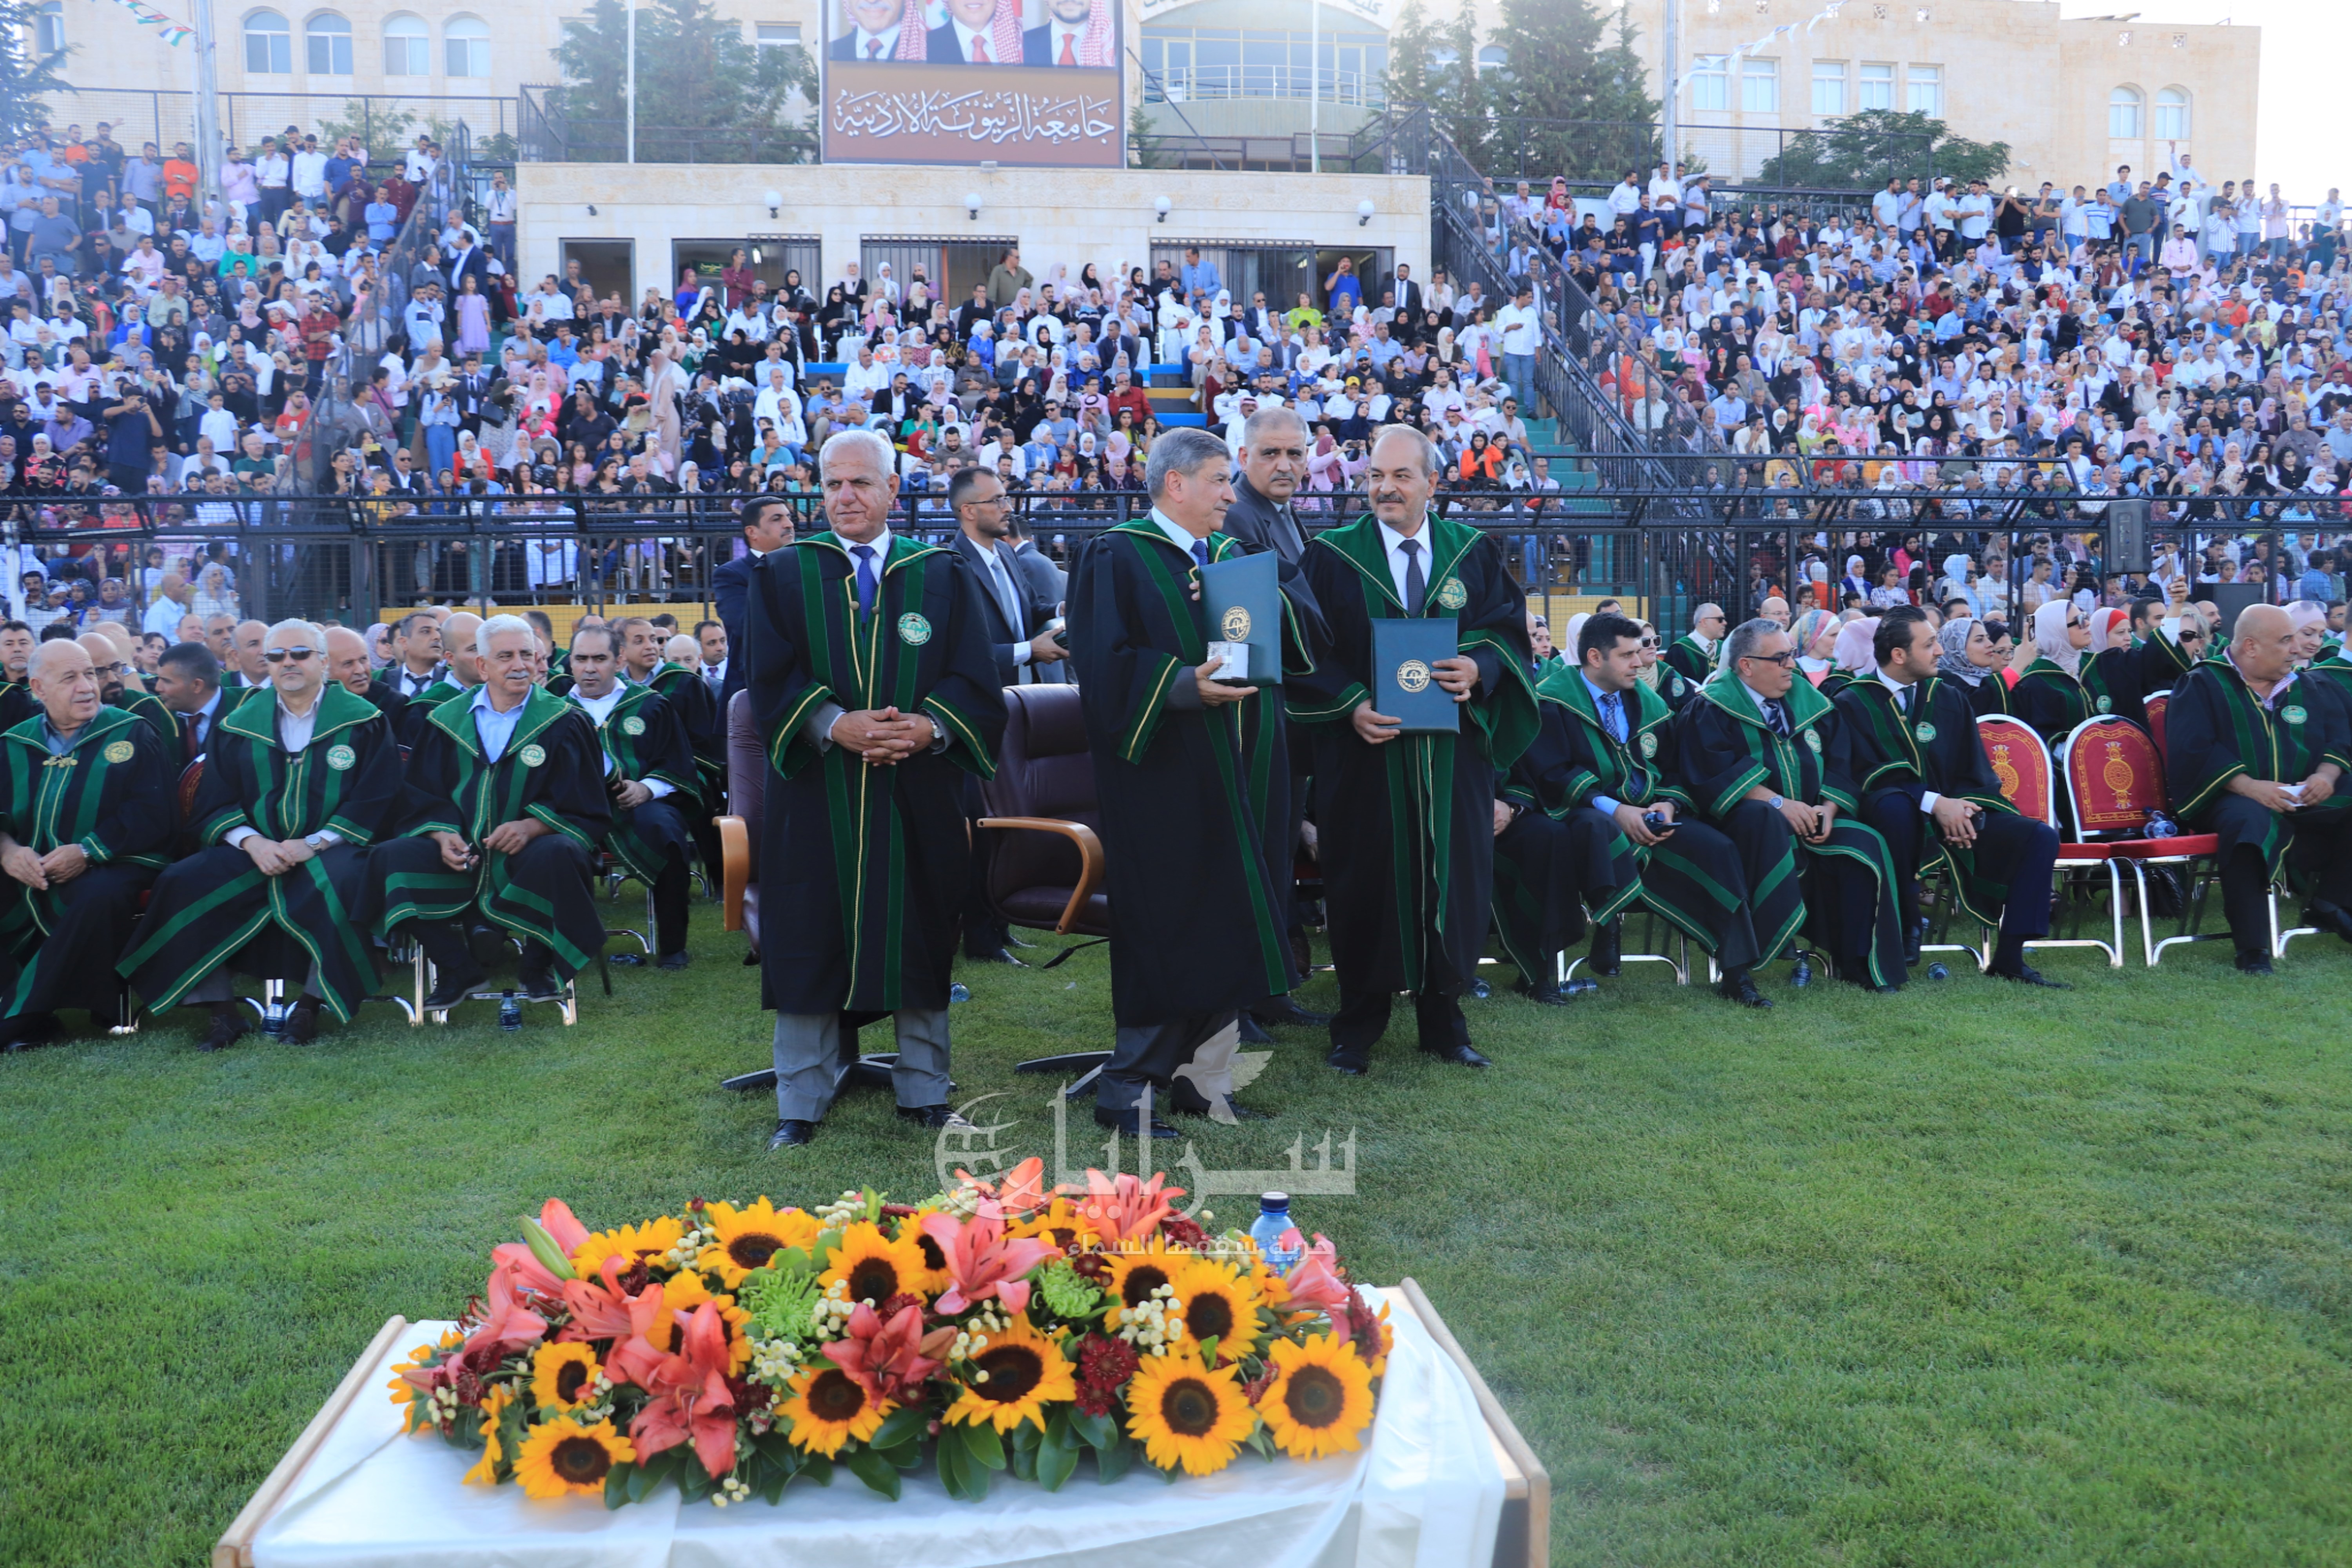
[1192,539,1210,570]
[851,544,877,618]
[1602,692,1623,742]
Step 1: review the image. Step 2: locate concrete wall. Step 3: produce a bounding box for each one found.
[515,160,1428,298]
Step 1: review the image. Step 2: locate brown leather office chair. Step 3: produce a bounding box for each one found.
[977,684,1107,965]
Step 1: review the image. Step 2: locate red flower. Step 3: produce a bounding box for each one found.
[1072,1333,1140,1417]
[626,1301,741,1479]
[824,1301,956,1407]
[1159,1214,1209,1250]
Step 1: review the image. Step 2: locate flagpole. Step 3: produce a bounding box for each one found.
[1308,0,1319,175]
[191,0,221,209]
[626,0,637,165]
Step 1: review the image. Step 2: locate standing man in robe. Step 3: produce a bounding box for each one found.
[1069,426,1320,1134]
[122,620,404,1047]
[0,640,174,1049]
[563,624,698,969]
[1287,425,1539,1075]
[747,429,1004,1149]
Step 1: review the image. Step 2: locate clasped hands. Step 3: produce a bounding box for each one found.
[1351,656,1479,745]
[0,839,87,891]
[240,835,319,877]
[427,819,548,871]
[833,707,935,764]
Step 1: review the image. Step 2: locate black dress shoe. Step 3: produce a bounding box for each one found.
[1418,1041,1492,1068]
[2304,900,2352,944]
[423,963,489,1011]
[656,951,691,971]
[1325,1049,1369,1077]
[1902,916,1928,967]
[767,1118,817,1149]
[1511,978,1592,1006]
[895,1104,971,1129]
[1989,962,2071,990]
[516,963,566,1002]
[466,922,507,967]
[2234,950,2275,975]
[2,1013,60,1052]
[1588,920,1622,977]
[1716,970,1773,1009]
[962,946,1017,965]
[1236,1013,1273,1044]
[1092,1107,1180,1138]
[284,995,323,1044]
[1250,1000,1334,1028]
[199,1005,250,1053]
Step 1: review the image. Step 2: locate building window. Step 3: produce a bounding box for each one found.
[382,13,428,76]
[1858,61,1892,111]
[445,15,490,76]
[1690,54,1728,112]
[755,22,801,48]
[1905,63,1940,114]
[2109,84,2142,139]
[244,9,291,73]
[1740,58,1778,114]
[1138,26,1389,105]
[2154,86,2189,141]
[1811,60,1845,117]
[305,12,352,75]
[33,0,63,53]
[1476,45,1506,76]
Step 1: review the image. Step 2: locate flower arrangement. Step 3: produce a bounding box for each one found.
[389,1161,1389,1506]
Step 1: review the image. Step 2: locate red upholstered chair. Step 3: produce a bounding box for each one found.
[1973,714,2127,967]
[2143,690,2170,758]
[2051,716,2253,965]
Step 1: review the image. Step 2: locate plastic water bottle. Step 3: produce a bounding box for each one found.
[1250,1193,1302,1271]
[499,995,523,1031]
[2146,811,2179,840]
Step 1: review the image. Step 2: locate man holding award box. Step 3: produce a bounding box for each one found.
[1288,425,1540,1076]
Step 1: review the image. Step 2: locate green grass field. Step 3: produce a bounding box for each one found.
[2,906,2348,1566]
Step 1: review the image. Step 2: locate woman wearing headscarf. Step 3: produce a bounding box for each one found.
[2085,604,2146,727]
[1791,608,1837,682]
[1938,554,1982,618]
[1837,554,1872,606]
[1822,615,1879,700]
[2011,599,2100,744]
[1935,616,2011,718]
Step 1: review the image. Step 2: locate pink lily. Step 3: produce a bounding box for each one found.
[920,1204,1058,1315]
[955,1154,1051,1213]
[1278,1230,1352,1314]
[488,1200,593,1299]
[824,1301,956,1406]
[560,1256,658,1344]
[1076,1169,1187,1243]
[460,1259,549,1366]
[626,1302,740,1479]
[602,1280,679,1391]
[535,1199,592,1254]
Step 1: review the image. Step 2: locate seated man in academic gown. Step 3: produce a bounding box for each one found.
[1068,426,1321,1136]
[364,614,612,1008]
[1835,606,2067,989]
[563,623,698,969]
[399,610,482,748]
[1676,617,1909,991]
[1661,603,1723,690]
[0,639,174,1050]
[120,619,404,1048]
[1502,612,1773,1007]
[648,630,727,881]
[326,626,408,730]
[2131,595,2194,697]
[2168,604,2352,972]
[83,631,175,745]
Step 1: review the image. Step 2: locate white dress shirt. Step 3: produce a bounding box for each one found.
[572,684,673,795]
[1373,517,1436,608]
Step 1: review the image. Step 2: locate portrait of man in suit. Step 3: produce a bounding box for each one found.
[933,0,1020,64]
[830,0,918,60]
[1022,0,1112,66]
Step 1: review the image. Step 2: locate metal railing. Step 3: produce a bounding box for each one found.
[30,89,516,162]
[1143,65,1376,107]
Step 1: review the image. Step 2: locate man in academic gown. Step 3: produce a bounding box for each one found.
[1675,617,1909,991]
[121,620,404,1048]
[399,610,481,748]
[83,631,175,745]
[1218,406,1329,1031]
[1834,606,2066,988]
[1662,603,1725,689]
[1069,426,1321,1135]
[0,639,174,1049]
[564,623,698,968]
[746,429,1005,1149]
[364,615,612,1008]
[326,626,408,730]
[154,640,228,768]
[1500,611,1771,1007]
[1287,425,1539,1074]
[619,615,726,887]
[2165,604,2352,972]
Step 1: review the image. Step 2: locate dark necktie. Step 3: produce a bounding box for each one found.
[1602,691,1624,742]
[1901,683,1915,719]
[1399,537,1425,614]
[1766,698,1791,737]
[179,710,198,759]
[1192,539,1211,570]
[851,543,878,618]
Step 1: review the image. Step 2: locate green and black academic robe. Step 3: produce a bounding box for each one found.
[2092,644,2147,727]
[1067,522,1319,1027]
[1951,670,2011,719]
[1835,674,2051,933]
[2166,660,2352,882]
[746,530,1005,1015]
[0,706,174,1019]
[1651,664,1699,713]
[365,687,613,975]
[359,678,410,734]
[1662,635,1715,688]
[397,677,470,749]
[1814,669,1856,703]
[647,661,727,868]
[1490,671,1635,981]
[1287,514,1539,1000]
[109,686,179,752]
[569,681,699,885]
[1675,671,1906,985]
[2011,656,2103,745]
[119,684,403,1022]
[0,680,37,734]
[1504,664,1761,970]
[2137,628,2196,693]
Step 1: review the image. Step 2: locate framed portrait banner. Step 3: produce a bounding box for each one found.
[822,0,1125,167]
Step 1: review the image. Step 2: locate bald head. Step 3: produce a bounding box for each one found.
[29,639,98,730]
[234,619,269,680]
[96,621,135,659]
[1759,597,1791,627]
[326,627,372,694]
[75,632,127,698]
[441,612,483,685]
[2233,603,2298,684]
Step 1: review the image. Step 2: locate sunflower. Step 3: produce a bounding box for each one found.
[530,1342,603,1413]
[778,1365,894,1457]
[1008,1197,1092,1256]
[941,1315,1079,1435]
[459,1385,513,1485]
[698,1198,821,1288]
[512,1418,637,1500]
[1255,1334,1376,1460]
[571,1216,684,1277]
[819,1221,921,1308]
[1124,1350,1255,1477]
[1163,1258,1265,1365]
[1101,1236,1189,1321]
[652,1271,753,1372]
[898,1211,955,1295]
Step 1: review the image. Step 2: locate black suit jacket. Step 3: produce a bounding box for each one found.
[1394,279,1422,316]
[1220,474,1310,565]
[952,532,1067,686]
[712,548,766,710]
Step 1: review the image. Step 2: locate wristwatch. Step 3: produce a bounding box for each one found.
[1767,795,1786,812]
[303,831,332,852]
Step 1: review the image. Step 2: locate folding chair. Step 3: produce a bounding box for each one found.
[1976,714,2131,968]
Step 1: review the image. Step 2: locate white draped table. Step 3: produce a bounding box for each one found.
[214,1281,1547,1568]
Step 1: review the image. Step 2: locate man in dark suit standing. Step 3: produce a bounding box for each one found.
[1391,262,1422,319]
[713,495,795,714]
[1218,405,1327,1033]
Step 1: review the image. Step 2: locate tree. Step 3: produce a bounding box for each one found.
[1487,0,1659,182]
[1432,0,1490,174]
[1382,0,1441,113]
[0,0,73,145]
[550,0,815,164]
[1755,108,2007,191]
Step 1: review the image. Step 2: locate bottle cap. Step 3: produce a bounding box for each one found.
[1259,1192,1288,1211]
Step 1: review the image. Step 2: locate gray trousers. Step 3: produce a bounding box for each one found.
[189,964,323,1003]
[773,1009,951,1123]
[1096,1010,1240,1115]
